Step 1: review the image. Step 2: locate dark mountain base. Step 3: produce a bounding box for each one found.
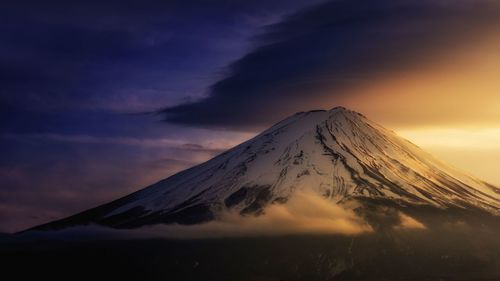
[3,218,500,281]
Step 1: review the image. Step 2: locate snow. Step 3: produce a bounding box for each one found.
[105,107,500,220]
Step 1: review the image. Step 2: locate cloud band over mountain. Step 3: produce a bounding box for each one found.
[160,0,500,130]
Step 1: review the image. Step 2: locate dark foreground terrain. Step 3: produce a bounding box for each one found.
[3,206,500,281]
[2,229,500,281]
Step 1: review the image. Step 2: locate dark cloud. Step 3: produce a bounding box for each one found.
[0,0,321,113]
[160,0,500,130]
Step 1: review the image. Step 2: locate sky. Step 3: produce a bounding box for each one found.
[1,0,500,233]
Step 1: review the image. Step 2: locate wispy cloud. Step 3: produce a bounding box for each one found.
[1,132,243,153]
[0,130,252,232]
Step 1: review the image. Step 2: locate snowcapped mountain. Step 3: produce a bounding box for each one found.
[31,107,500,230]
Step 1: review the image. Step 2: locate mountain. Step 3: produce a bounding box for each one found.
[29,107,500,231]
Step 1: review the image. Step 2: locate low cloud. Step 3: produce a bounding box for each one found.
[153,191,373,238]
[394,212,426,230]
[22,192,373,239]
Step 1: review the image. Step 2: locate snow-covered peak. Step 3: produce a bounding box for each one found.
[31,107,500,230]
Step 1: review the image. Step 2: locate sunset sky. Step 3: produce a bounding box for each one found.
[1,0,499,233]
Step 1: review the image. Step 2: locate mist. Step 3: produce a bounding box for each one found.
[19,191,433,240]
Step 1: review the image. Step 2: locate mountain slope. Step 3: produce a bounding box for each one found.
[30,107,500,230]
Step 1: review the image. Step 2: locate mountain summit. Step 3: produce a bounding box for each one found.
[31,107,500,230]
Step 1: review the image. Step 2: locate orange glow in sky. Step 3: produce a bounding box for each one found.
[325,37,500,185]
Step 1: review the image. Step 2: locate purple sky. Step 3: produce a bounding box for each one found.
[1,0,323,232]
